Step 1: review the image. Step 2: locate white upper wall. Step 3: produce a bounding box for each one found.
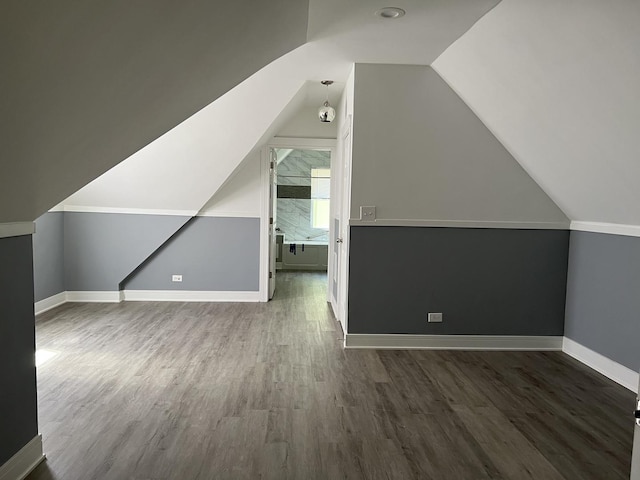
[350,64,568,226]
[276,106,338,139]
[433,0,640,227]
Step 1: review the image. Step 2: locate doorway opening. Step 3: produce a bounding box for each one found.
[260,139,337,307]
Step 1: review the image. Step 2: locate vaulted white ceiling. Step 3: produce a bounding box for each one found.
[433,0,640,226]
[58,0,499,216]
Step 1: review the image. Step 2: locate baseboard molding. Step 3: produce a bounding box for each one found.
[562,337,638,392]
[66,291,123,303]
[344,334,563,350]
[0,434,45,480]
[571,221,640,238]
[123,290,261,302]
[34,292,67,315]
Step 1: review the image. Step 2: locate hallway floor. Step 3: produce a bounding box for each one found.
[29,272,633,479]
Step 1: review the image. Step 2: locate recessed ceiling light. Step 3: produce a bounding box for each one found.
[375,7,406,19]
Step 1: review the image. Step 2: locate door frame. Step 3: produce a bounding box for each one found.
[259,137,337,302]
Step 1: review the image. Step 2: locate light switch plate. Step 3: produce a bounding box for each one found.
[360,206,376,221]
[172,275,183,282]
[428,312,443,323]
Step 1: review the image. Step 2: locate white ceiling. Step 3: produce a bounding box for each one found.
[60,0,499,215]
[433,0,640,226]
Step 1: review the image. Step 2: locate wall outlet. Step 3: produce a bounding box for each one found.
[360,206,376,221]
[428,312,443,323]
[172,274,183,282]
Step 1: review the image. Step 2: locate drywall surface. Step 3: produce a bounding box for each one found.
[1,0,309,222]
[124,217,260,291]
[0,235,38,465]
[433,0,640,225]
[64,212,189,291]
[348,226,569,335]
[565,231,640,370]
[276,106,338,139]
[199,152,262,218]
[33,212,64,302]
[349,64,568,225]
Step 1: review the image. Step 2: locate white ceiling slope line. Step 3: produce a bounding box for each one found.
[432,0,640,227]
[1,0,309,223]
[55,0,499,217]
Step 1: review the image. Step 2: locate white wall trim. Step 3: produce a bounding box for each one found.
[349,219,569,229]
[0,222,35,239]
[197,211,260,218]
[344,334,563,350]
[268,137,337,149]
[66,291,123,303]
[562,337,638,392]
[0,434,45,480]
[123,290,261,302]
[570,221,640,238]
[34,292,67,315]
[60,205,196,217]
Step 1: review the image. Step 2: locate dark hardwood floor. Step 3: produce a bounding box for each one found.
[28,272,634,479]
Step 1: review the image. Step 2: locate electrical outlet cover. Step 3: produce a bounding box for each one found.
[360,206,376,221]
[428,312,443,323]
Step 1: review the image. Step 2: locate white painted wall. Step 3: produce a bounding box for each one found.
[433,0,640,227]
[199,152,262,218]
[349,64,568,226]
[276,106,338,139]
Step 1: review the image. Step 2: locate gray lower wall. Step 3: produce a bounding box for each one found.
[33,212,64,302]
[565,231,640,371]
[0,235,38,465]
[348,226,569,335]
[64,212,189,291]
[124,217,260,291]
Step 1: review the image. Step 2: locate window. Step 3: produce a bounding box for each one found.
[311,168,330,229]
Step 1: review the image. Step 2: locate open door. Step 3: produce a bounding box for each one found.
[268,147,277,300]
[631,377,640,479]
[330,120,352,334]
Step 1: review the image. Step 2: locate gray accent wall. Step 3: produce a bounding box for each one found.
[348,227,569,335]
[33,212,64,302]
[64,212,189,291]
[124,217,260,291]
[565,231,640,371]
[0,235,38,465]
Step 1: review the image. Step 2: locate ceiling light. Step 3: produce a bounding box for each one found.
[318,80,336,123]
[375,7,406,19]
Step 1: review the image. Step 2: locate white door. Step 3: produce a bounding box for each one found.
[331,121,352,333]
[631,377,640,479]
[268,148,278,300]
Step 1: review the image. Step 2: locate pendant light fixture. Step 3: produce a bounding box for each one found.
[318,80,336,123]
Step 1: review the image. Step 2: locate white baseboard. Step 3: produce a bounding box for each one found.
[0,435,45,480]
[344,334,563,350]
[66,291,123,303]
[34,292,67,315]
[123,290,261,302]
[562,337,638,392]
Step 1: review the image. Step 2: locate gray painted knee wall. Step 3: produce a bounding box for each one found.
[565,231,640,371]
[348,226,569,335]
[33,213,260,295]
[123,216,260,291]
[33,212,65,302]
[0,235,38,465]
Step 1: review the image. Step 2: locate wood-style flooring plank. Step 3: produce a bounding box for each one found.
[27,272,634,480]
